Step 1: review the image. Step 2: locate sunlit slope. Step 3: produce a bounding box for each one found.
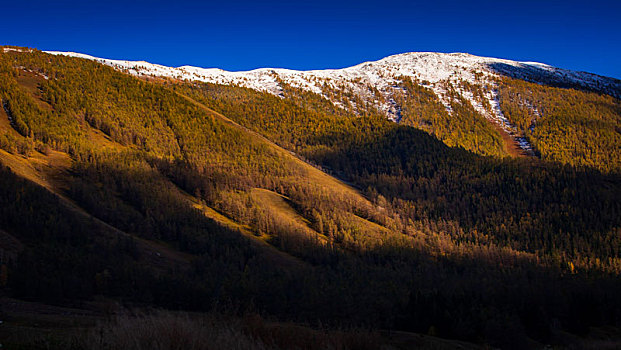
[45,48,621,167]
[0,47,406,264]
[498,76,621,172]
[178,78,621,275]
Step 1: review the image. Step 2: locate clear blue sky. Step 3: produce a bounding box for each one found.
[2,0,620,79]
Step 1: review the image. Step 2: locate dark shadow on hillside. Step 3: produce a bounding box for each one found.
[486,62,621,99]
[313,124,621,260]
[3,158,621,348]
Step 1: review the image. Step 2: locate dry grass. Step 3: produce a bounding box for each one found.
[175,184,307,270]
[250,188,326,243]
[488,120,533,158]
[3,305,616,350]
[14,69,54,112]
[86,126,129,151]
[79,311,387,350]
[177,92,367,202]
[0,149,56,191]
[84,312,270,350]
[344,213,393,247]
[0,299,487,350]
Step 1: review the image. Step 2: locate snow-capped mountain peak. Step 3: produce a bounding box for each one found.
[42,50,620,154]
[43,50,619,101]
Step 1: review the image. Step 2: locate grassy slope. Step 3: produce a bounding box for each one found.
[250,188,327,244]
[0,95,309,273]
[0,48,401,272]
[177,91,366,200]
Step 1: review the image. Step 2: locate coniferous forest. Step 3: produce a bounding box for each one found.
[1,47,620,349]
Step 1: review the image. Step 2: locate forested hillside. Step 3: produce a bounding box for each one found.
[46,49,621,170]
[1,47,620,349]
[180,80,621,272]
[497,76,621,172]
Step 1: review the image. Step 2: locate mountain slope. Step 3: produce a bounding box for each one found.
[1,47,620,348]
[45,48,621,170]
[43,50,621,112]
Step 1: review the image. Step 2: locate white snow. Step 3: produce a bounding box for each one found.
[43,50,620,153]
[2,47,33,53]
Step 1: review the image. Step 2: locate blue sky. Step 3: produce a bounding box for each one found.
[2,0,620,78]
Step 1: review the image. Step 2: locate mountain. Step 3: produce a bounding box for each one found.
[44,50,621,115]
[45,49,621,170]
[1,46,621,349]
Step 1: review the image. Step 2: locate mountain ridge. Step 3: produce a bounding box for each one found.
[42,49,620,81]
[42,49,621,157]
[42,49,620,99]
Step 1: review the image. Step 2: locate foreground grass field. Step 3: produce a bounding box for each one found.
[3,298,621,350]
[1,298,491,350]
